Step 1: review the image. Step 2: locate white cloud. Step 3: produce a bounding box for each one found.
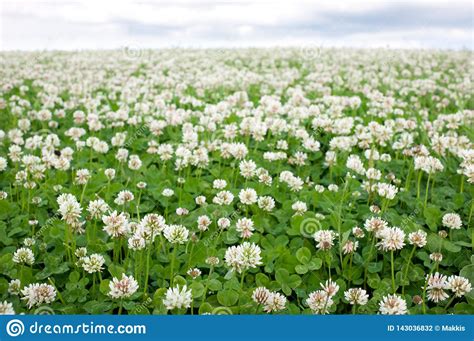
[0,0,472,50]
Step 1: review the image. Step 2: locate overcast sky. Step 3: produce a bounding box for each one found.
[0,0,472,50]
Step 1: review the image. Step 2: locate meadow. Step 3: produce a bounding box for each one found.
[0,48,472,315]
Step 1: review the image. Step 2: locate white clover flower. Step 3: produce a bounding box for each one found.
[212,179,227,189]
[0,301,15,315]
[139,214,166,238]
[102,211,130,238]
[104,168,116,180]
[0,157,8,171]
[447,275,472,297]
[263,292,287,313]
[378,294,408,315]
[225,242,262,273]
[346,154,365,175]
[195,195,206,205]
[217,217,231,230]
[82,253,105,273]
[414,156,444,174]
[239,160,257,178]
[342,240,359,254]
[212,190,234,205]
[364,217,388,236]
[408,230,427,248]
[376,226,405,252]
[128,235,146,250]
[366,168,381,180]
[344,288,369,305]
[239,188,258,205]
[114,190,135,205]
[306,290,333,314]
[21,283,57,308]
[176,207,189,216]
[376,183,398,200]
[314,230,337,251]
[258,196,275,212]
[108,274,139,299]
[321,279,339,298]
[163,285,193,310]
[291,201,307,216]
[314,185,325,193]
[235,217,255,239]
[128,154,142,170]
[162,188,174,197]
[442,213,462,230]
[252,287,271,305]
[426,272,449,303]
[74,247,87,258]
[352,226,365,238]
[75,169,91,185]
[197,215,212,231]
[87,198,109,219]
[430,252,443,262]
[8,279,21,295]
[57,193,82,225]
[187,268,201,279]
[13,247,35,265]
[163,224,189,244]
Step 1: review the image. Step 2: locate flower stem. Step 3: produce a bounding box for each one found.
[416,171,422,199]
[468,200,474,226]
[348,253,353,287]
[136,190,142,221]
[423,173,431,210]
[363,235,376,289]
[238,270,246,312]
[79,183,87,206]
[201,265,214,305]
[401,245,416,295]
[391,250,396,293]
[444,295,456,312]
[143,246,151,295]
[169,245,177,286]
[352,304,357,314]
[405,164,413,191]
[48,277,66,305]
